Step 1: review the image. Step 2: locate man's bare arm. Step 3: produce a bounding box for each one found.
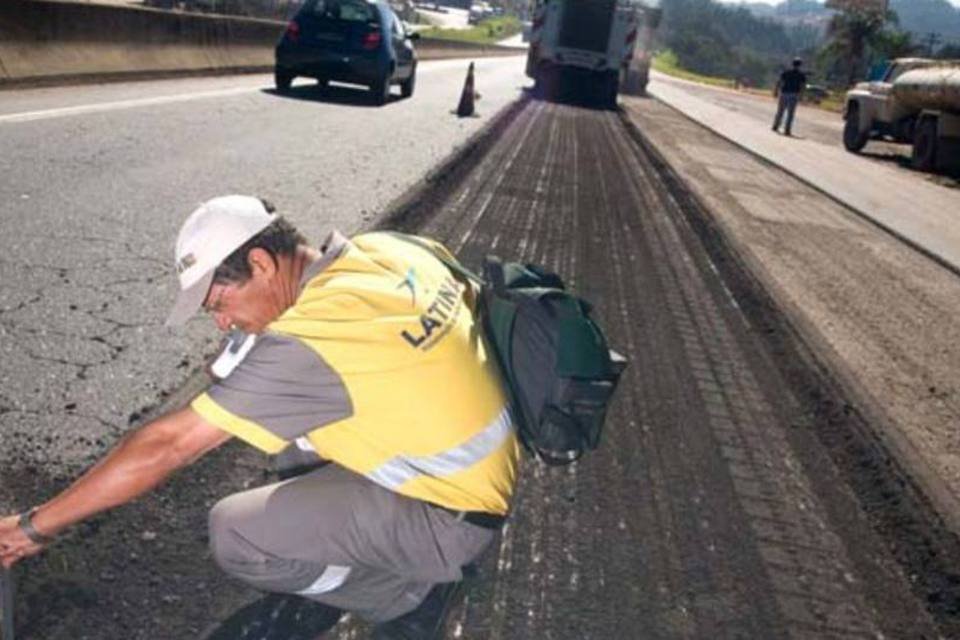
[0,406,231,567]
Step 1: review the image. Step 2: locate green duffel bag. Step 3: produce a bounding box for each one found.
[391,233,627,465]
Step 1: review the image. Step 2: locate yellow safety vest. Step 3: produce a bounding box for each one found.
[196,232,520,514]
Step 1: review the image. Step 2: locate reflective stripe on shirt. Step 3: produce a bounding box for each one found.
[365,407,513,490]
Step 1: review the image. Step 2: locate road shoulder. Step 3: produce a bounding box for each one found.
[646,73,960,275]
[622,95,960,537]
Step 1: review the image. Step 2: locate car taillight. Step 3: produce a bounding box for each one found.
[285,21,300,43]
[362,30,382,50]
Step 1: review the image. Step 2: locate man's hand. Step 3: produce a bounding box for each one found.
[0,515,46,569]
[0,407,231,567]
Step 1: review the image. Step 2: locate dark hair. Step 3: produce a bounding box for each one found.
[212,200,308,284]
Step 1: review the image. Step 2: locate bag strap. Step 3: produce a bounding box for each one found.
[381,231,486,287]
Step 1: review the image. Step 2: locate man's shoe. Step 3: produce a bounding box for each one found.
[371,582,462,640]
[203,593,344,640]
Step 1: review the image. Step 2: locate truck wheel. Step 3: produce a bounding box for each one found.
[605,73,619,110]
[595,72,615,109]
[275,68,294,94]
[912,118,938,172]
[842,105,868,153]
[533,72,548,100]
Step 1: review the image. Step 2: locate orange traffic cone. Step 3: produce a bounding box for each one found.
[456,62,477,118]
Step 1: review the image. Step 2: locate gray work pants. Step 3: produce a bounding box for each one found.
[773,92,800,134]
[208,464,497,622]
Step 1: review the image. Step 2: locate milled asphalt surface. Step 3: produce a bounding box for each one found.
[326,97,947,639]
[0,56,527,638]
[3,60,960,639]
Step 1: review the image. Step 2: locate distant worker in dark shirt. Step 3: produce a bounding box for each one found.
[772,57,807,136]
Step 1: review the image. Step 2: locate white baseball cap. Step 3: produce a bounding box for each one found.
[166,195,276,327]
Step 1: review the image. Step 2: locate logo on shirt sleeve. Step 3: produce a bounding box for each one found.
[396,267,418,306]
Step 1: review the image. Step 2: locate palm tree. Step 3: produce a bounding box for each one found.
[824,0,896,86]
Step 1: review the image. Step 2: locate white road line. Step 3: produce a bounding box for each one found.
[0,57,514,125]
[0,85,264,124]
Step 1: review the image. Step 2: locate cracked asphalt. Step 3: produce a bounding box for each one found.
[0,57,527,638]
[3,61,959,640]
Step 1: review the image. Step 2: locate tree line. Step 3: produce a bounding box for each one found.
[657,0,821,88]
[658,0,960,90]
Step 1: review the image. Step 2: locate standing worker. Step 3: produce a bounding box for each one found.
[0,195,520,639]
[772,57,807,136]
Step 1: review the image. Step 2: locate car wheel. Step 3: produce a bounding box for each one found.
[912,118,938,172]
[842,105,869,153]
[370,75,390,105]
[400,65,416,99]
[275,68,294,94]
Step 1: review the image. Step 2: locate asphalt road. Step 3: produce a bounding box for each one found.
[649,71,960,188]
[1,65,957,639]
[0,57,527,639]
[0,55,526,456]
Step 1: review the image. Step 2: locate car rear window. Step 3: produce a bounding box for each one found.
[306,0,380,24]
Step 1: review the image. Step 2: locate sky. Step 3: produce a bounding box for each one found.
[714,0,960,5]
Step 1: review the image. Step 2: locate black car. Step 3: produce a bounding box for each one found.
[275,0,419,104]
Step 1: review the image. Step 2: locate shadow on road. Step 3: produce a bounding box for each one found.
[859,150,960,188]
[261,83,398,108]
[523,87,620,112]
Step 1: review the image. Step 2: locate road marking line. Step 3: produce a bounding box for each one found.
[0,57,517,125]
[0,85,263,124]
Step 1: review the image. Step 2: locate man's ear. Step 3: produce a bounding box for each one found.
[247,248,277,279]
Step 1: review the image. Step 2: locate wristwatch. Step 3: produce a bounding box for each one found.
[18,509,55,545]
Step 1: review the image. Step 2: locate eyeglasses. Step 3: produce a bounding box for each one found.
[203,284,227,315]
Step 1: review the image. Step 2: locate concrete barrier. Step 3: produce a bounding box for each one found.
[415,37,526,61]
[0,0,522,87]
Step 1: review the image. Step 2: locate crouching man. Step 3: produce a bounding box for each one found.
[0,195,520,639]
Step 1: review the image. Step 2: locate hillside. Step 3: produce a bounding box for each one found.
[658,0,816,87]
[739,0,960,44]
[891,0,960,44]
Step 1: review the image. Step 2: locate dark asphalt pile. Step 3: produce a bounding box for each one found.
[4,96,957,639]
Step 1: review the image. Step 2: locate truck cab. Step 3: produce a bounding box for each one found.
[844,59,939,148]
[843,58,960,171]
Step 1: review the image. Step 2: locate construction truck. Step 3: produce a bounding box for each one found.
[525,0,661,108]
[843,58,960,172]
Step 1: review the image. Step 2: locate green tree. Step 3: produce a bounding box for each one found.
[871,28,919,60]
[823,0,896,86]
[659,0,810,88]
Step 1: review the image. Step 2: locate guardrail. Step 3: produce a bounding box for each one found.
[0,0,522,86]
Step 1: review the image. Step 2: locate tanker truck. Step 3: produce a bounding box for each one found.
[843,58,960,172]
[525,0,661,108]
